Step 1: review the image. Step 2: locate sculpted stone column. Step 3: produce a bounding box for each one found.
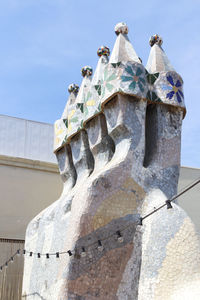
[85,46,115,171]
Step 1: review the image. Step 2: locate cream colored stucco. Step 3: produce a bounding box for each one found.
[0,154,62,239]
[178,166,200,234]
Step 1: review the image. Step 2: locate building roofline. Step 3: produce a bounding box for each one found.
[0,114,53,126]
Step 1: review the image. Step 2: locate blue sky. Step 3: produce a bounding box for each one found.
[0,0,199,167]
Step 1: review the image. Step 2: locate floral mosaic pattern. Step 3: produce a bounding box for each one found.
[99,68,117,98]
[54,119,68,150]
[94,63,120,97]
[61,134,68,146]
[94,81,102,97]
[98,62,148,106]
[121,64,146,92]
[146,72,161,102]
[83,91,95,115]
[66,104,84,138]
[67,109,78,133]
[76,91,101,123]
[162,75,184,103]
[54,67,185,152]
[154,71,185,110]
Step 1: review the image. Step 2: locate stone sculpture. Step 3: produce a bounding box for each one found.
[22,23,200,300]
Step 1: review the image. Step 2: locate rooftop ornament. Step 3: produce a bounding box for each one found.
[114,22,129,35]
[97,46,110,57]
[149,34,163,47]
[146,34,185,115]
[81,66,93,77]
[68,83,79,94]
[54,23,185,152]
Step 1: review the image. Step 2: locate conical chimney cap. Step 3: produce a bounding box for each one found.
[61,84,79,119]
[75,66,93,104]
[109,22,141,64]
[92,46,110,85]
[146,34,175,73]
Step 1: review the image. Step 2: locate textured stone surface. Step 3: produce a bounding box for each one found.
[138,189,200,300]
[22,23,200,300]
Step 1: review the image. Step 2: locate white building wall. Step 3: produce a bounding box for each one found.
[0,115,56,163]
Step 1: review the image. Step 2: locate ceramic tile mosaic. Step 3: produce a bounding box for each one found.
[23,23,200,300]
[54,118,68,150]
[61,84,79,120]
[155,71,185,107]
[66,103,84,139]
[53,31,186,152]
[100,61,148,106]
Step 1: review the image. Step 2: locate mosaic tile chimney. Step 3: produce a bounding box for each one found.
[22,23,200,300]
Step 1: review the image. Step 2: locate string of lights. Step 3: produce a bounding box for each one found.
[0,177,199,272]
[140,177,200,225]
[0,249,21,271]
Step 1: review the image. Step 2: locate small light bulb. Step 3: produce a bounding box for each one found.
[166,200,173,209]
[17,249,20,256]
[138,218,143,226]
[10,257,14,263]
[118,236,124,243]
[97,240,104,252]
[116,231,124,243]
[67,250,73,257]
[81,247,86,258]
[56,252,59,258]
